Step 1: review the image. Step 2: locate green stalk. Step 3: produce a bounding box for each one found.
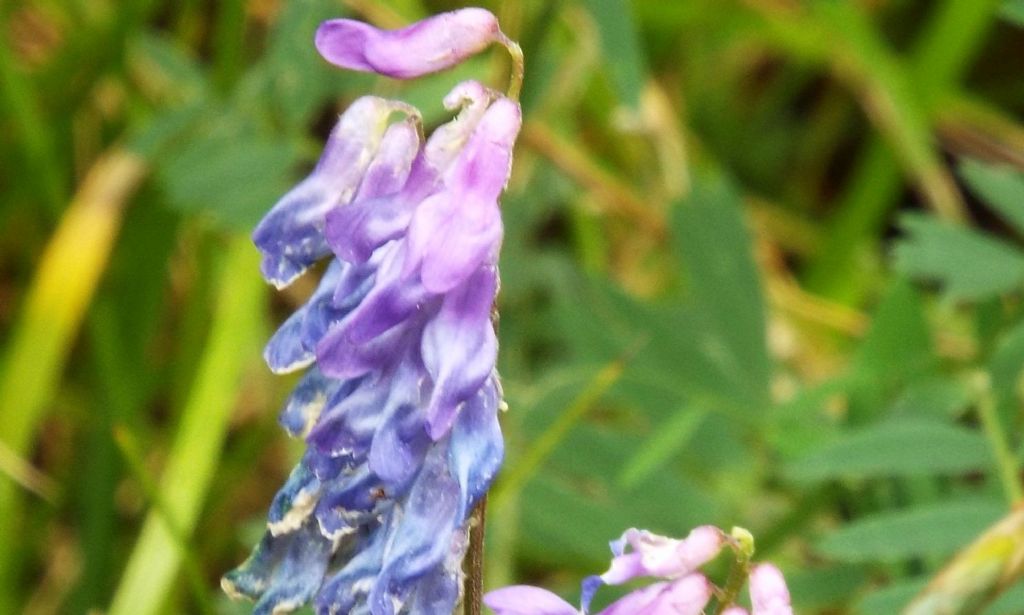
[714,527,755,615]
[108,235,264,615]
[976,394,1023,504]
[0,150,145,613]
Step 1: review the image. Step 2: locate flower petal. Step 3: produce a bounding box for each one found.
[750,564,793,615]
[421,265,498,439]
[315,519,389,613]
[315,9,501,79]
[267,455,322,535]
[263,261,346,374]
[405,98,520,294]
[598,575,712,615]
[277,367,343,438]
[483,586,579,615]
[306,374,391,457]
[602,526,725,583]
[370,446,462,614]
[448,376,503,518]
[313,463,386,540]
[325,82,493,266]
[221,521,333,615]
[253,97,400,288]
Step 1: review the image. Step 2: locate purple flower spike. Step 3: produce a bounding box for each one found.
[316,8,501,79]
[750,564,793,615]
[227,7,522,613]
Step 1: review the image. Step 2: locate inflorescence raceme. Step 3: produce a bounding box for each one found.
[222,9,521,615]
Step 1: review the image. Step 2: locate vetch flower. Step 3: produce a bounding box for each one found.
[224,7,522,615]
[316,8,503,79]
[597,525,725,585]
[484,526,793,615]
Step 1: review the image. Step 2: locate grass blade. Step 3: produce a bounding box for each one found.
[107,235,264,615]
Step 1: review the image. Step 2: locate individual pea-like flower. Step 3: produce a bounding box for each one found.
[316,8,503,79]
[223,8,521,615]
[483,526,793,615]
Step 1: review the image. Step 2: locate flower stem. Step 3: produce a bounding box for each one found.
[499,35,525,100]
[714,527,756,615]
[975,390,1023,504]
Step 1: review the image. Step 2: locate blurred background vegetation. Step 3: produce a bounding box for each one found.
[2,0,1024,613]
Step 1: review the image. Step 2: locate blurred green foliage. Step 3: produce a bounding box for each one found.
[1,0,1024,613]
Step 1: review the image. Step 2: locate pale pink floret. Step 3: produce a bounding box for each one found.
[749,563,794,615]
[721,608,750,615]
[599,573,713,615]
[601,526,725,584]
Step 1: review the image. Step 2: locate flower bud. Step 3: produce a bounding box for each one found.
[316,9,501,79]
[750,563,794,615]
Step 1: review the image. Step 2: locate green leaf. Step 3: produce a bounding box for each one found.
[617,405,708,488]
[988,581,1024,614]
[784,565,869,611]
[888,377,972,419]
[856,579,928,615]
[786,418,992,481]
[515,387,720,569]
[960,158,1024,235]
[674,172,771,404]
[987,319,1024,447]
[129,34,209,104]
[817,499,1005,562]
[1002,0,1024,26]
[852,280,933,389]
[520,470,719,569]
[158,115,301,231]
[253,0,363,130]
[894,213,1024,301]
[842,280,934,425]
[586,0,648,108]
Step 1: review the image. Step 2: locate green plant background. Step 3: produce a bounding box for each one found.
[2,0,1024,613]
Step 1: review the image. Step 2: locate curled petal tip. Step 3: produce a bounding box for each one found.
[316,9,501,79]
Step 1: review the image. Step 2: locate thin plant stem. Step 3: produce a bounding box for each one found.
[464,496,488,615]
[975,392,1023,504]
[108,235,264,615]
[713,527,755,615]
